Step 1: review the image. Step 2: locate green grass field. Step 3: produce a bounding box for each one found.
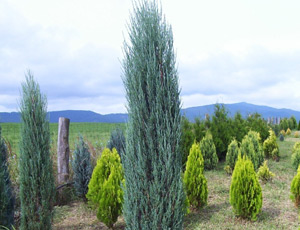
[1,122,126,155]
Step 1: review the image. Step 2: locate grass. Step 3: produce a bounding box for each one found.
[1,122,126,155]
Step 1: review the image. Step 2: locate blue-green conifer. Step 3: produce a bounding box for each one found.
[0,126,15,229]
[122,1,185,229]
[19,72,55,229]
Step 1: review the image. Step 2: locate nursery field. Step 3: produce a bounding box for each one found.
[1,122,126,154]
[52,133,300,230]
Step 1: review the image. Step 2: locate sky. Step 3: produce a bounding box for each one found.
[1,0,300,114]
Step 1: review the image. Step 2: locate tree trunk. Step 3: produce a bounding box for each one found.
[57,117,70,185]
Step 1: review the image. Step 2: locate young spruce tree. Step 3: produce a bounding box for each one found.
[19,72,55,230]
[0,126,15,228]
[122,1,185,229]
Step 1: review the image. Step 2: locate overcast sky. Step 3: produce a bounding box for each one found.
[1,0,300,114]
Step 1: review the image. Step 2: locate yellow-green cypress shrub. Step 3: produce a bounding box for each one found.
[263,129,279,161]
[230,154,262,220]
[86,148,123,228]
[290,165,300,207]
[240,131,264,171]
[183,142,208,209]
[257,160,275,183]
[292,143,300,171]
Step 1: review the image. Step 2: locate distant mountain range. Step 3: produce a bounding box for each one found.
[1,102,300,123]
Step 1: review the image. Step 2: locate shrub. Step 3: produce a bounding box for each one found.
[19,73,55,230]
[107,128,126,157]
[240,131,264,171]
[263,129,279,161]
[286,128,292,135]
[295,132,300,138]
[224,165,233,175]
[292,145,300,170]
[230,154,262,220]
[86,148,123,228]
[122,1,185,228]
[293,142,300,154]
[0,126,15,228]
[280,130,286,136]
[183,142,208,209]
[279,134,284,141]
[225,139,240,172]
[290,165,300,207]
[200,132,218,170]
[72,134,93,198]
[257,160,275,183]
[298,120,300,131]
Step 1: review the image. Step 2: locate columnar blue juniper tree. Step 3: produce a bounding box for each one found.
[0,126,15,228]
[72,134,93,198]
[122,1,185,229]
[19,72,55,230]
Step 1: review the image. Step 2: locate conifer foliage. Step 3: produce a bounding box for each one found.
[72,134,93,198]
[19,72,55,229]
[225,139,240,172]
[122,1,185,229]
[0,126,15,228]
[290,165,300,207]
[230,155,262,220]
[107,128,126,157]
[86,148,123,229]
[200,132,218,170]
[184,142,208,209]
[263,129,279,161]
[240,131,264,171]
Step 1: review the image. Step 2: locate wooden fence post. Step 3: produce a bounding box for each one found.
[57,117,70,185]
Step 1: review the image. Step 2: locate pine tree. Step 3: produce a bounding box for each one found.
[184,142,208,209]
[86,148,123,228]
[230,154,262,220]
[200,131,218,170]
[210,103,233,160]
[19,72,55,230]
[0,126,15,228]
[122,1,185,229]
[72,134,93,198]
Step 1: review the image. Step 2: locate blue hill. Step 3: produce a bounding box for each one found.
[0,102,299,123]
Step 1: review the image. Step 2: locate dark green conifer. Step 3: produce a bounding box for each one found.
[72,134,92,198]
[19,72,55,230]
[200,131,218,170]
[0,126,15,229]
[122,1,185,229]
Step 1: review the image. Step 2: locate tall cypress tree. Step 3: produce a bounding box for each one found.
[0,126,15,228]
[19,72,55,230]
[122,1,185,229]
